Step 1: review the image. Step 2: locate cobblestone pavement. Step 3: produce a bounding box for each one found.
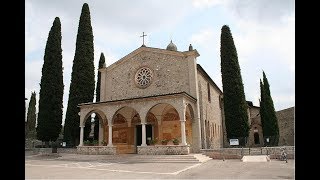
[25,153,294,179]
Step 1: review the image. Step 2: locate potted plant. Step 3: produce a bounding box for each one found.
[92,140,99,146]
[84,140,91,146]
[149,138,158,145]
[161,139,169,145]
[101,140,107,146]
[172,138,179,145]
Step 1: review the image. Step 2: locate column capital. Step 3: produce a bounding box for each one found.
[141,122,147,125]
[79,125,84,128]
[180,120,186,122]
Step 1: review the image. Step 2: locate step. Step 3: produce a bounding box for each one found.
[192,153,212,163]
[241,155,271,162]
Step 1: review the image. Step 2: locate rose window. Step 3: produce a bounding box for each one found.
[135,67,153,88]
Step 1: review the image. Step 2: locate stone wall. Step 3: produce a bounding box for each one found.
[77,146,117,155]
[104,49,192,101]
[201,146,294,159]
[137,145,190,155]
[277,107,294,146]
[31,148,77,154]
[197,70,223,149]
[248,106,264,147]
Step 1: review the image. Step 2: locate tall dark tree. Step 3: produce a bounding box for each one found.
[259,79,267,136]
[64,3,95,147]
[36,17,64,144]
[94,53,105,140]
[260,71,279,146]
[26,92,37,138]
[220,25,249,145]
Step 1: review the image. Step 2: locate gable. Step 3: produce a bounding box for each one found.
[104,47,195,101]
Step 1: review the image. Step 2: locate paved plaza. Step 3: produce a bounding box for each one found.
[25,152,294,179]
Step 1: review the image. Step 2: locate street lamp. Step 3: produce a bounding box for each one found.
[25,98,28,122]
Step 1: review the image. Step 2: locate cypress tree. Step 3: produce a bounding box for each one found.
[36,17,64,144]
[220,25,249,145]
[64,3,95,147]
[94,53,105,140]
[261,71,279,146]
[259,79,268,141]
[26,92,37,138]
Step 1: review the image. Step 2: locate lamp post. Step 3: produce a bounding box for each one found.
[25,98,28,141]
[25,98,28,122]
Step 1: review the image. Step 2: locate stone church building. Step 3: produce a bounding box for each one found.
[77,41,266,155]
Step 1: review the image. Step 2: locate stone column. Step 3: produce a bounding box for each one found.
[107,124,113,147]
[79,125,84,146]
[98,121,103,145]
[141,123,147,146]
[177,100,187,146]
[180,120,187,145]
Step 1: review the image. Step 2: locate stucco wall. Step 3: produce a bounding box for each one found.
[197,70,223,149]
[104,50,191,101]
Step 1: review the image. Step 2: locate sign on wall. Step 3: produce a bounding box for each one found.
[229,139,239,145]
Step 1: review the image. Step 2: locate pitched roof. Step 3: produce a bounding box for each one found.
[196,64,223,94]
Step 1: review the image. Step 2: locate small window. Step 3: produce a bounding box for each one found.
[219,95,223,109]
[207,83,211,102]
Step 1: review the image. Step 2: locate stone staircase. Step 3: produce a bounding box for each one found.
[122,154,211,163]
[50,153,212,164]
[192,153,212,163]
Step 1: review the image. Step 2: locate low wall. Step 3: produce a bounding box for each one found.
[31,148,77,155]
[137,145,190,155]
[77,146,117,155]
[201,146,294,159]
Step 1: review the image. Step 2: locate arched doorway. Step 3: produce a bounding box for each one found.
[254,132,260,144]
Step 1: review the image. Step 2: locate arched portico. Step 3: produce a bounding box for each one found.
[78,92,200,154]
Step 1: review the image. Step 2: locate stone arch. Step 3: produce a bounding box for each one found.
[185,104,194,146]
[110,106,140,153]
[112,106,139,125]
[81,109,107,127]
[81,109,107,145]
[146,103,180,144]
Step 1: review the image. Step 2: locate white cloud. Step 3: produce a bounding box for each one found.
[231,12,295,71]
[190,28,214,48]
[272,94,295,111]
[192,0,226,8]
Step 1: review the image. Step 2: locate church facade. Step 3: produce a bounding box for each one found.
[78,42,225,154]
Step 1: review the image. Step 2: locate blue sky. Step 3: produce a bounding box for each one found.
[25,0,295,124]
